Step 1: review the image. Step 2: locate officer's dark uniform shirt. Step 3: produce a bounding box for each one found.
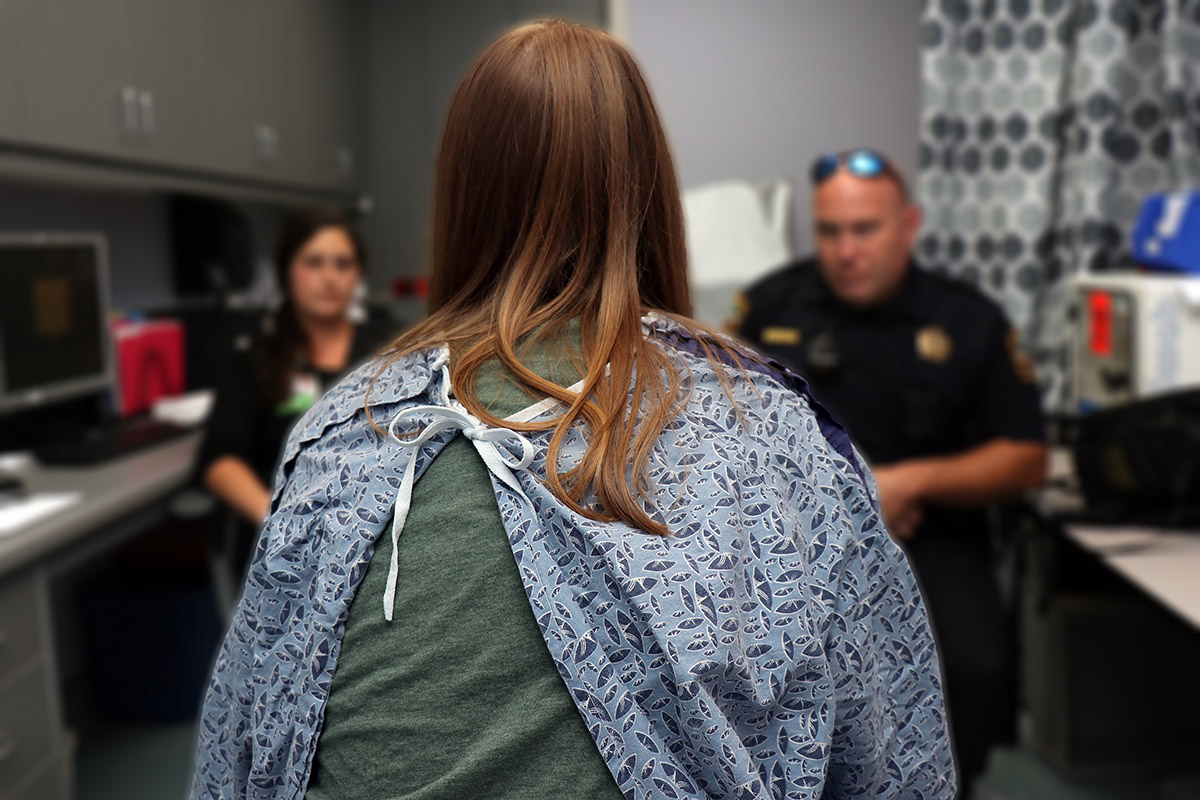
[738,256,1043,472]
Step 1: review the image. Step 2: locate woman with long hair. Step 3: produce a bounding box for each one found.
[192,21,953,800]
[199,208,391,528]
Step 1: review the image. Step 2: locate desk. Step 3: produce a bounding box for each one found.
[0,434,200,800]
[1039,446,1200,630]
[1022,448,1200,778]
[1062,525,1200,631]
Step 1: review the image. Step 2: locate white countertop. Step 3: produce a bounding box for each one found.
[1063,524,1200,631]
[0,433,201,575]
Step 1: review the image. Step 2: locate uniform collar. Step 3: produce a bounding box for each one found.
[814,257,924,320]
[887,259,928,317]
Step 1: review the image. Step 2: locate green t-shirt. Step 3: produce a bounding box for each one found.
[305,331,624,800]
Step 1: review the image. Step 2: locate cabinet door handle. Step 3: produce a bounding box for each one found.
[120,86,139,136]
[255,124,271,162]
[267,127,279,161]
[0,731,17,763]
[139,90,155,137]
[336,147,354,177]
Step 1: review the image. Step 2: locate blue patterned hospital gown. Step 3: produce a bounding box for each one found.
[190,315,955,799]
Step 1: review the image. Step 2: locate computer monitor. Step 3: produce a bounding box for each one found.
[0,233,114,415]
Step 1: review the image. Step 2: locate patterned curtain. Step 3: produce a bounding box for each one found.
[917,0,1200,408]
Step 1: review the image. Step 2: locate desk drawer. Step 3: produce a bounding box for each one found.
[0,665,56,791]
[0,575,42,681]
[3,757,68,800]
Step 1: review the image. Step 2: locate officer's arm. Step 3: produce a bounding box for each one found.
[874,438,1047,509]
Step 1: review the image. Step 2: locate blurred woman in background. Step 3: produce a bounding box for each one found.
[199,208,392,528]
[192,21,953,800]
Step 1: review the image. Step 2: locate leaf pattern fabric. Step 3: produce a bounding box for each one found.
[190,316,955,800]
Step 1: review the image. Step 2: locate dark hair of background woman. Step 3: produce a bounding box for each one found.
[259,207,368,405]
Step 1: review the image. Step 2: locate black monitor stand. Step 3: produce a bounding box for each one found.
[0,393,109,456]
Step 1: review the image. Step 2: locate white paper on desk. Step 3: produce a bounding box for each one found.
[152,389,214,426]
[0,492,82,536]
[1071,526,1162,554]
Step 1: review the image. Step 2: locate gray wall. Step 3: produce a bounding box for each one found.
[0,180,281,311]
[361,0,608,286]
[0,182,175,310]
[625,0,924,257]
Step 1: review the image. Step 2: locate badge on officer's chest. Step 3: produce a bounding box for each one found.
[1006,328,1037,383]
[762,326,802,346]
[915,325,953,364]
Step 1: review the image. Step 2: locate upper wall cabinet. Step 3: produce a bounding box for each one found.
[0,1,19,138]
[192,0,309,183]
[194,0,312,186]
[1,0,364,193]
[191,0,258,178]
[8,0,130,160]
[246,0,317,188]
[191,0,363,189]
[118,0,205,167]
[292,0,364,188]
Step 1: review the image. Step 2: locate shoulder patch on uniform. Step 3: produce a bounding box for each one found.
[1006,328,1037,383]
[725,292,750,334]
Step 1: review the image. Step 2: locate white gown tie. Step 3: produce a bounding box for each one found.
[381,396,535,621]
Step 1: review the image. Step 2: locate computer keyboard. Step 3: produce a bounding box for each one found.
[34,418,194,466]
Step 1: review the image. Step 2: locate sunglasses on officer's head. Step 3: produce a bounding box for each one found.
[810,149,888,185]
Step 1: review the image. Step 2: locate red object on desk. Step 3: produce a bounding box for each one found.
[111,318,186,417]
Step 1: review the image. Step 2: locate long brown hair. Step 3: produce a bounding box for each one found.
[379,20,700,535]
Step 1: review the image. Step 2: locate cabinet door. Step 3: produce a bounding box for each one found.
[193,0,259,178]
[250,0,308,185]
[0,0,19,139]
[9,0,128,159]
[197,0,334,186]
[119,0,205,167]
[11,760,70,800]
[292,0,364,189]
[0,665,57,794]
[0,575,42,680]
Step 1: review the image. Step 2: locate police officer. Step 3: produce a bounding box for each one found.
[731,149,1047,795]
